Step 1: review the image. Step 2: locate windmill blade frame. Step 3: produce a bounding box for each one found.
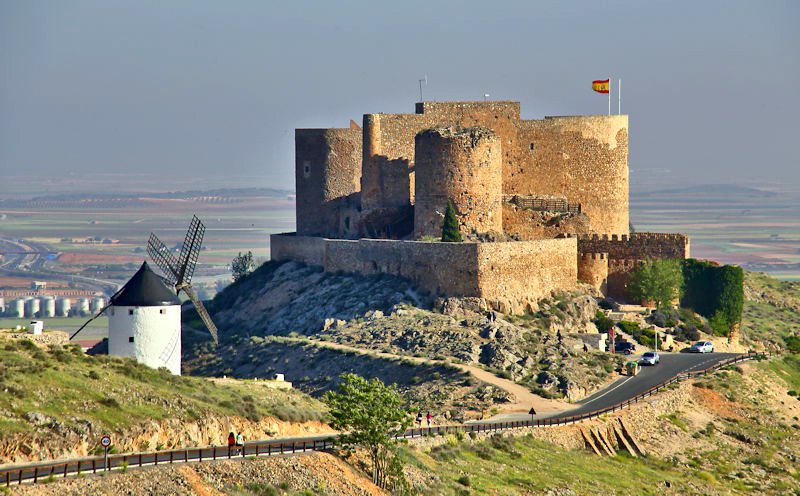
[147,233,180,286]
[181,284,218,344]
[69,300,113,340]
[176,215,204,285]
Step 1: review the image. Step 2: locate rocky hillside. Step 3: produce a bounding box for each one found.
[187,261,620,402]
[0,338,327,464]
[184,337,510,422]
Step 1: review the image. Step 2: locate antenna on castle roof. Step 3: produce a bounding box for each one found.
[418,74,428,102]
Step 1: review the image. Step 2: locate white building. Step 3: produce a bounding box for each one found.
[108,262,182,375]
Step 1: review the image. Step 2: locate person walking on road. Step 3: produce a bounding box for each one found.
[416,412,423,428]
[426,412,432,427]
[235,432,244,454]
[227,432,235,455]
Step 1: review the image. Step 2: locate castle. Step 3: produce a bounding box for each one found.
[271,101,689,313]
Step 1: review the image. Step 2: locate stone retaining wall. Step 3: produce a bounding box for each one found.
[270,233,576,311]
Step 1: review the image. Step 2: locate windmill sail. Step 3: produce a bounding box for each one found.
[147,215,219,344]
[183,284,218,344]
[147,233,179,285]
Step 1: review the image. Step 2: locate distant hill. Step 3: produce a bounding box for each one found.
[632,184,777,198]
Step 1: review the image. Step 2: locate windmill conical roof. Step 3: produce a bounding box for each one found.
[112,261,181,307]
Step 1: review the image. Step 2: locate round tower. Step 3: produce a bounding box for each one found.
[413,126,502,239]
[578,252,609,295]
[108,262,182,375]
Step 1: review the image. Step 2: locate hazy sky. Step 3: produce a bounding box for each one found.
[1,0,798,192]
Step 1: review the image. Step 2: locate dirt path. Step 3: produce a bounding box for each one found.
[297,338,571,415]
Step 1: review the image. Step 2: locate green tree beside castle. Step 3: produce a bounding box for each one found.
[441,200,462,242]
[627,258,684,310]
[323,374,411,491]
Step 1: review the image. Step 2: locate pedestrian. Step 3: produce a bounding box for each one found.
[583,343,588,352]
[236,432,244,454]
[426,411,432,427]
[227,432,235,455]
[416,412,423,428]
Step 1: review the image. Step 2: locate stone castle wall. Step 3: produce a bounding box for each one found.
[574,233,690,298]
[270,233,576,311]
[414,127,502,238]
[295,127,362,237]
[358,102,628,235]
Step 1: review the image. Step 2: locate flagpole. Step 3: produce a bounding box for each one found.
[608,76,611,115]
[618,78,622,115]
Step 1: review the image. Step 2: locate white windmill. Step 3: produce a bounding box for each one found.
[71,215,218,375]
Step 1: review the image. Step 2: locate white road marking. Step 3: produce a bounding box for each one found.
[581,376,633,404]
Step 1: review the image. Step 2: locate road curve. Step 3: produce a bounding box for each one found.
[486,351,740,423]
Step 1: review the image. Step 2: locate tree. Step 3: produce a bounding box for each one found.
[230,251,255,282]
[627,258,684,310]
[441,199,462,242]
[323,374,411,489]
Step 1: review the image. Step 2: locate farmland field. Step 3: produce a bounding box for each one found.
[630,184,800,280]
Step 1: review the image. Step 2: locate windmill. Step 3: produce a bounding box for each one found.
[147,215,218,344]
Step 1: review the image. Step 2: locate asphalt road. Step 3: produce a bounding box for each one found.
[481,351,740,423]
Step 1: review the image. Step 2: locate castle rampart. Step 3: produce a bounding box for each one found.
[270,233,576,311]
[414,127,502,238]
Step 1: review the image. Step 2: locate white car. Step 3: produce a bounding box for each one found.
[690,341,714,353]
[640,351,660,365]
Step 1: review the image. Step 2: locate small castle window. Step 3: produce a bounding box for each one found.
[128,309,134,315]
[302,160,311,178]
[129,336,134,343]
[160,309,165,314]
[530,143,535,151]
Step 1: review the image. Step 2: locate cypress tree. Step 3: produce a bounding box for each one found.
[441,200,462,242]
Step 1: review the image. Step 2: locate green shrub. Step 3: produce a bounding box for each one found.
[681,259,743,336]
[441,200,462,243]
[784,335,800,353]
[457,475,471,487]
[594,310,614,333]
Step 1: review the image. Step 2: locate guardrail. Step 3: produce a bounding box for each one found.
[1,351,775,486]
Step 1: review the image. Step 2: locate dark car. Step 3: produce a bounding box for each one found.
[614,341,636,355]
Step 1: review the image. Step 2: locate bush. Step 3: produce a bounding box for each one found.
[457,475,471,487]
[681,259,743,336]
[784,335,800,353]
[649,311,667,328]
[594,310,614,333]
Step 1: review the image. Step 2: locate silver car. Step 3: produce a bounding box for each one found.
[690,341,714,353]
[640,351,660,365]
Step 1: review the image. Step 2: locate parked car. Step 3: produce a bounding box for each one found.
[640,351,660,365]
[690,341,714,353]
[614,341,636,355]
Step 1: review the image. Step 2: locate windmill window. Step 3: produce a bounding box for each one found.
[129,336,134,343]
[530,143,535,151]
[160,309,165,314]
[303,160,311,178]
[128,309,134,315]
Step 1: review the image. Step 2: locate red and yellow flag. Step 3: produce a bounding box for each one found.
[592,79,610,93]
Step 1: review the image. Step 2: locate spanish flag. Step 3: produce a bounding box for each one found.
[592,79,610,93]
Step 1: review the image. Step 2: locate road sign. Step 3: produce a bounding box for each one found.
[101,436,111,447]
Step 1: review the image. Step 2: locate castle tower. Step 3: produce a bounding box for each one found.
[107,262,182,375]
[295,127,362,238]
[578,252,609,295]
[413,126,502,239]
